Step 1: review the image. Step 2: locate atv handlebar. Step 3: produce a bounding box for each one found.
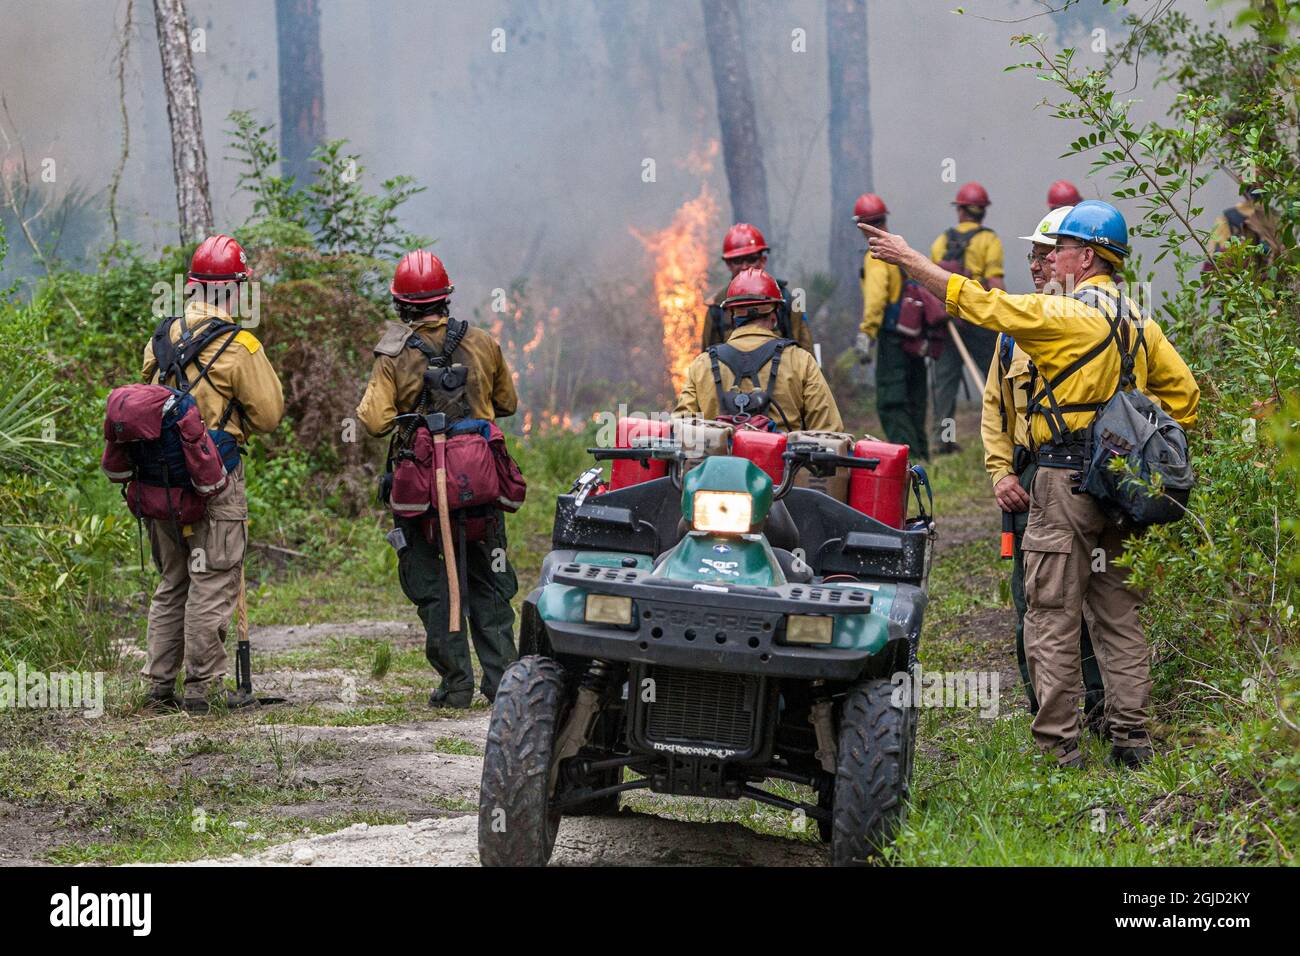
[773,443,878,499]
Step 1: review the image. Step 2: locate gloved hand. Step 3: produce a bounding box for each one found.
[854,331,875,364]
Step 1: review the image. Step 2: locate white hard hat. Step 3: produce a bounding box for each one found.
[1020,204,1075,245]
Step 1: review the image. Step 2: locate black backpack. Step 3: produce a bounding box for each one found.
[1032,288,1194,527]
[406,318,471,423]
[707,338,794,429]
[938,226,989,277]
[380,318,471,504]
[150,315,246,434]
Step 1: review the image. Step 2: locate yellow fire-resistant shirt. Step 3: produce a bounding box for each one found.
[930,221,1005,283]
[860,253,904,338]
[980,336,1033,487]
[1209,200,1277,261]
[675,324,842,432]
[701,283,814,353]
[356,315,518,437]
[140,300,285,444]
[946,273,1199,447]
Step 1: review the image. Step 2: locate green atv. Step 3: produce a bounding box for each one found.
[477,439,933,866]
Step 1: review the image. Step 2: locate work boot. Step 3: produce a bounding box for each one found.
[1052,739,1083,770]
[428,686,474,709]
[1109,744,1154,768]
[182,688,259,715]
[143,685,180,713]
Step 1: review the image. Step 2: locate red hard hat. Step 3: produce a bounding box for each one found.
[721,223,769,260]
[853,193,889,222]
[721,268,783,309]
[391,250,454,304]
[953,181,991,207]
[188,234,248,283]
[1047,179,1083,208]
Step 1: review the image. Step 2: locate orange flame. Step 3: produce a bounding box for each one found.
[632,184,719,392]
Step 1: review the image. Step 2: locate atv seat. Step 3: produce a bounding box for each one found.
[765,500,799,552]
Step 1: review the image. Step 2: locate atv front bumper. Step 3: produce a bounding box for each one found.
[534,563,908,681]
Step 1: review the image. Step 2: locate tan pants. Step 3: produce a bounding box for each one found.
[1022,466,1151,763]
[141,464,248,700]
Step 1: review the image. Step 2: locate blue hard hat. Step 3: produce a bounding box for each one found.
[1048,199,1130,258]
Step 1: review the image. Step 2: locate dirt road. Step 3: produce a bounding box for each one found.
[177,619,829,866]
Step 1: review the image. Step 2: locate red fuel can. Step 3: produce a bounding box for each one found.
[732,428,787,485]
[849,439,911,528]
[609,416,673,490]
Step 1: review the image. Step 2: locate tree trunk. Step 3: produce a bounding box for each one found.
[152,0,213,245]
[701,0,770,230]
[275,0,326,185]
[826,0,873,327]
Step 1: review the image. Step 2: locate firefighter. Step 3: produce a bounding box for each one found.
[860,200,1200,768]
[854,193,928,458]
[677,268,842,432]
[1206,186,1278,268]
[141,234,285,713]
[356,251,520,709]
[929,181,1005,454]
[1047,179,1083,210]
[980,205,1105,729]
[701,223,814,353]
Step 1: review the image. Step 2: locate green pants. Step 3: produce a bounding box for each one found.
[396,515,519,700]
[931,322,997,447]
[876,331,930,460]
[1009,462,1104,716]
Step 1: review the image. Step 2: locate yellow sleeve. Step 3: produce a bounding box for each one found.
[929,233,946,264]
[356,357,399,437]
[1209,215,1231,256]
[860,256,889,337]
[799,354,844,432]
[1142,325,1200,429]
[672,359,703,418]
[141,339,158,382]
[491,341,519,419]
[702,306,720,350]
[944,275,1079,348]
[980,349,1014,486]
[229,341,285,435]
[979,232,1005,280]
[792,310,814,352]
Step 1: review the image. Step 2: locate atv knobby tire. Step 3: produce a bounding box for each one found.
[477,655,567,866]
[830,677,914,866]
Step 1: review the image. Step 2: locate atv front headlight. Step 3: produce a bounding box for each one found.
[692,491,752,534]
[785,614,834,645]
[585,593,633,626]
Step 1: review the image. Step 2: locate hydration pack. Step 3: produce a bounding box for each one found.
[707,338,793,430]
[101,316,243,526]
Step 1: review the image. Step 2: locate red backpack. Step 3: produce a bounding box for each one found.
[893,281,950,359]
[101,384,232,525]
[382,319,527,542]
[101,316,244,527]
